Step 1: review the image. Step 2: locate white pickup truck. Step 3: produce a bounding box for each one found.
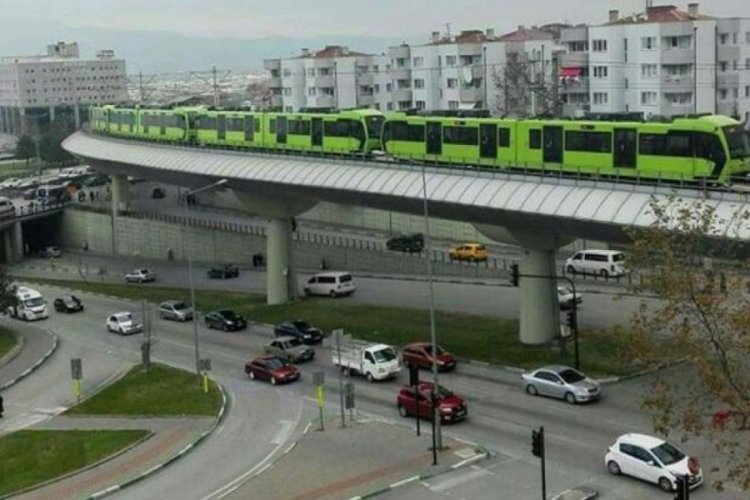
[332,338,401,382]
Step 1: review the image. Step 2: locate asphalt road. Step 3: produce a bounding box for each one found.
[5,282,740,499]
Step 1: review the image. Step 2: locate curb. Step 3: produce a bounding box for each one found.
[85,381,229,499]
[597,358,687,385]
[0,328,25,369]
[0,329,58,391]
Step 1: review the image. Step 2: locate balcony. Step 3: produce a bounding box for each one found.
[389,45,410,59]
[357,72,374,85]
[391,88,413,101]
[390,66,411,81]
[458,43,481,57]
[660,48,694,65]
[560,52,589,67]
[314,75,335,88]
[267,77,281,89]
[310,95,335,108]
[660,74,694,91]
[717,72,740,87]
[263,59,281,71]
[718,45,741,61]
[560,77,589,92]
[460,86,484,103]
[562,103,589,118]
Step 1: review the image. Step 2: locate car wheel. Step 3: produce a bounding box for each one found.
[607,460,621,475]
[271,376,277,386]
[329,290,337,298]
[566,265,576,274]
[367,372,375,383]
[248,371,255,380]
[658,477,674,492]
[159,312,165,319]
[398,404,408,418]
[526,385,538,396]
[600,269,609,278]
[564,392,577,405]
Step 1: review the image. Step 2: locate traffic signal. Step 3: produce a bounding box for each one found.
[565,310,576,330]
[510,263,520,287]
[674,475,689,500]
[531,427,544,458]
[408,363,420,387]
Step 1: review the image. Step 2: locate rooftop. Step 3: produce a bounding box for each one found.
[297,45,370,59]
[607,4,714,25]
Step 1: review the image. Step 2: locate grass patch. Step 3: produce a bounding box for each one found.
[24,278,629,376]
[0,429,149,496]
[66,363,222,416]
[0,326,17,359]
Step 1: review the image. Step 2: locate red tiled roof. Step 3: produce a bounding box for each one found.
[607,5,714,25]
[499,28,555,42]
[298,45,370,59]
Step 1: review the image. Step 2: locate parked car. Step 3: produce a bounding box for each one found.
[605,433,703,492]
[557,286,583,310]
[151,187,166,199]
[274,320,323,344]
[39,246,62,258]
[17,179,39,191]
[565,249,627,278]
[53,295,84,313]
[265,336,315,363]
[206,264,239,279]
[158,300,193,322]
[205,309,247,331]
[303,272,355,297]
[106,311,142,335]
[401,342,456,371]
[386,233,424,253]
[522,365,601,404]
[397,381,467,424]
[124,269,156,283]
[244,355,300,385]
[448,243,488,262]
[83,175,109,187]
[22,188,38,200]
[0,177,23,189]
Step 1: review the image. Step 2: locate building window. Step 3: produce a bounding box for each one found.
[592,39,607,52]
[414,79,425,89]
[307,68,315,77]
[447,78,458,88]
[413,56,424,67]
[746,85,750,98]
[641,64,658,78]
[387,102,393,111]
[446,56,457,66]
[733,60,739,71]
[641,37,656,50]
[719,33,729,44]
[664,92,692,105]
[733,88,739,98]
[283,88,291,96]
[373,65,379,73]
[719,89,727,100]
[665,35,692,49]
[415,100,426,109]
[386,83,392,92]
[746,58,750,70]
[720,61,728,72]
[641,91,657,105]
[308,87,316,96]
[593,92,608,105]
[374,84,380,93]
[733,33,738,45]
[448,100,459,109]
[593,66,608,78]
[319,67,331,76]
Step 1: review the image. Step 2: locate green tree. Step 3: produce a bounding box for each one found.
[627,196,750,491]
[15,135,36,164]
[0,266,18,314]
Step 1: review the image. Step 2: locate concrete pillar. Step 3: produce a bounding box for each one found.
[111,175,129,213]
[74,103,81,129]
[3,230,13,265]
[518,246,559,345]
[266,217,294,305]
[49,105,56,124]
[11,221,23,262]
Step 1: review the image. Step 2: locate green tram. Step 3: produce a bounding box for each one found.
[90,105,385,155]
[382,113,750,183]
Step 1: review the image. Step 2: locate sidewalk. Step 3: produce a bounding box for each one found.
[0,321,56,390]
[225,417,488,500]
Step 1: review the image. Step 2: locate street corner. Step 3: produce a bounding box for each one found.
[223,416,490,500]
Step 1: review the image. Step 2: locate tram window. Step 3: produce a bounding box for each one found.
[289,120,311,135]
[695,132,726,164]
[565,131,612,153]
[269,119,276,133]
[498,128,511,147]
[444,126,478,145]
[389,122,424,142]
[529,129,541,149]
[640,132,693,157]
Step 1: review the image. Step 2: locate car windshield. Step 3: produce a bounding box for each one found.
[118,313,133,322]
[724,125,750,159]
[65,296,79,304]
[373,347,398,363]
[288,338,303,347]
[292,321,310,330]
[266,358,287,369]
[339,274,353,283]
[436,385,453,398]
[651,442,685,466]
[558,369,586,383]
[172,302,188,310]
[23,297,45,307]
[220,310,238,319]
[612,253,625,262]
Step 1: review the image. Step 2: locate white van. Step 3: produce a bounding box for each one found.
[0,196,15,219]
[304,272,356,297]
[566,250,626,278]
[9,286,49,321]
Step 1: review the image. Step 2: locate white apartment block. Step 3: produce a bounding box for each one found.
[0,41,127,135]
[560,3,750,122]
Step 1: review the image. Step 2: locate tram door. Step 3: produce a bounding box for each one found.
[542,126,563,164]
[479,124,498,159]
[276,116,288,144]
[613,129,637,168]
[426,122,442,155]
[217,115,226,141]
[311,118,323,147]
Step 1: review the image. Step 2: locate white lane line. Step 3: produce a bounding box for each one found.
[271,420,294,445]
[427,467,491,492]
[389,475,420,488]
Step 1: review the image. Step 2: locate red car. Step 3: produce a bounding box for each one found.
[244,356,300,385]
[397,381,467,423]
[401,342,457,371]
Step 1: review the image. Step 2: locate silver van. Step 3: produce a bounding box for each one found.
[304,272,356,297]
[565,250,626,277]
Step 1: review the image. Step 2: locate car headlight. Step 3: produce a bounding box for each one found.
[304,334,311,339]
[226,321,234,325]
[440,407,452,414]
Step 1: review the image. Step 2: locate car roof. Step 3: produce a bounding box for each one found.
[253,355,282,363]
[313,271,351,277]
[271,336,298,343]
[402,381,435,391]
[113,311,132,317]
[161,300,180,305]
[616,433,666,448]
[535,365,577,374]
[405,341,432,349]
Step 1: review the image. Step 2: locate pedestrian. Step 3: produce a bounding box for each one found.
[89,190,95,202]
[0,393,4,418]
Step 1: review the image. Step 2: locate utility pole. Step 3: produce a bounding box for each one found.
[212,66,219,107]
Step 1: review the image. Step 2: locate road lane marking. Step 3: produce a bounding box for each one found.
[271,420,294,445]
[427,467,491,492]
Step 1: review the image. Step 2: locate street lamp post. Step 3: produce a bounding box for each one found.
[182,179,227,374]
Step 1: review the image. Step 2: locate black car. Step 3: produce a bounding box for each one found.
[205,309,247,331]
[207,264,240,279]
[54,295,84,313]
[386,233,424,253]
[152,187,166,199]
[274,320,324,345]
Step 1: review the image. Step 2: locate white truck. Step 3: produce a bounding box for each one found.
[332,338,401,382]
[9,286,49,321]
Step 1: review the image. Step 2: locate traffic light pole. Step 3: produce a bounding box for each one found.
[532,426,546,500]
[510,265,580,370]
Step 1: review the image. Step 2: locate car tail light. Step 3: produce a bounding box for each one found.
[688,457,699,475]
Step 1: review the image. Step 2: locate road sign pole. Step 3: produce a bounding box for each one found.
[314,371,325,431]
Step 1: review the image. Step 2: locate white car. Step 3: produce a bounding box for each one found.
[0,177,23,189]
[39,246,62,258]
[605,433,703,492]
[106,312,143,335]
[557,286,582,310]
[303,272,355,297]
[124,269,156,283]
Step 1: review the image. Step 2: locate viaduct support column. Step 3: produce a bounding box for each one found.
[111,175,130,213]
[266,217,294,305]
[3,229,13,265]
[11,221,23,262]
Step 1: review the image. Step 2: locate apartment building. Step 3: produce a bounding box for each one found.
[0,41,127,135]
[560,3,750,122]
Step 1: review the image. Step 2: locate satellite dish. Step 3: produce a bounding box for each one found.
[460,66,474,85]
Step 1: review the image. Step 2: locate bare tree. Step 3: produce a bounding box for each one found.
[490,48,560,118]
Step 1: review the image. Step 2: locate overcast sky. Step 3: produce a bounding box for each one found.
[5,0,750,39]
